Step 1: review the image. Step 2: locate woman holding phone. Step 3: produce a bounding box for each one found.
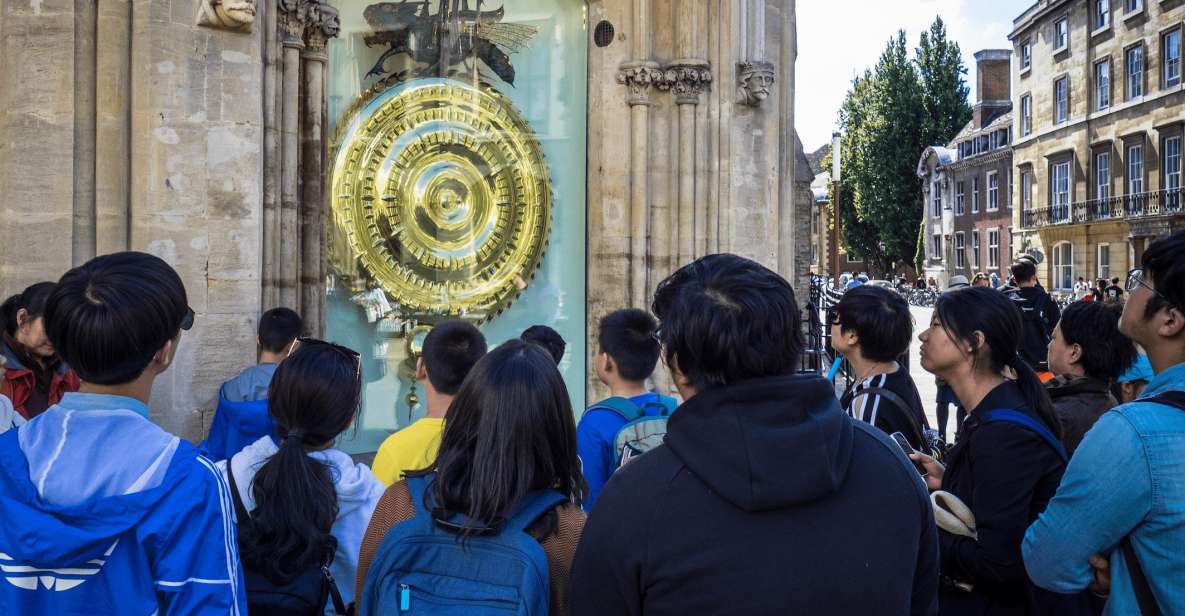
[912,287,1091,616]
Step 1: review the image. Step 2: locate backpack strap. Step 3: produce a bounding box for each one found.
[856,386,926,449]
[1121,535,1163,616]
[503,490,568,534]
[404,474,431,518]
[981,409,1068,463]
[587,397,645,422]
[225,457,251,524]
[1136,391,1185,412]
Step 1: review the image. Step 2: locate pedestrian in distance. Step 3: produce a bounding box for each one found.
[577,308,678,511]
[521,324,567,364]
[1002,259,1060,375]
[571,254,939,616]
[203,306,303,462]
[371,320,487,486]
[0,252,244,615]
[355,339,587,616]
[219,339,382,615]
[1024,230,1185,616]
[912,286,1090,616]
[1103,277,1125,303]
[0,282,80,421]
[830,285,930,452]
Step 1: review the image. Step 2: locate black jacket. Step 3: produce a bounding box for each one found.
[938,382,1088,616]
[570,374,939,616]
[1003,286,1060,371]
[1045,375,1117,458]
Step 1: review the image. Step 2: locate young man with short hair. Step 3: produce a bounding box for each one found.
[0,252,245,615]
[203,307,302,461]
[371,320,487,485]
[577,308,677,511]
[1104,276,1125,302]
[571,254,938,615]
[1004,259,1060,372]
[831,285,928,451]
[1024,231,1185,614]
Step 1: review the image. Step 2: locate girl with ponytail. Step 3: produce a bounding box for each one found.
[217,339,383,614]
[912,287,1091,616]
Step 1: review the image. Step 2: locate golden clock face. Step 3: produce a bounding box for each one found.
[330,78,551,321]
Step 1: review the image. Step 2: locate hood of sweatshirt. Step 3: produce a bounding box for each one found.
[0,393,186,571]
[664,373,853,512]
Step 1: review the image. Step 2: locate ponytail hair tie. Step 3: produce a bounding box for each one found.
[285,430,305,444]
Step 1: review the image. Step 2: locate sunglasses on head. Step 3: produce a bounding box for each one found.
[180,307,195,331]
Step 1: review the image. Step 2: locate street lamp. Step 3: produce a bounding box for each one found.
[830,132,842,289]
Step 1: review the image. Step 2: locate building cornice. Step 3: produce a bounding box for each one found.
[1010,0,1072,41]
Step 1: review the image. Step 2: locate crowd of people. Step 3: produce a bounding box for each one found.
[0,230,1181,615]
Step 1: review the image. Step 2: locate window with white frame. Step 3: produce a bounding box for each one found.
[1022,40,1032,70]
[955,181,965,215]
[1128,144,1144,194]
[1052,161,1071,222]
[931,181,942,217]
[1096,59,1111,110]
[988,228,1001,269]
[1021,170,1032,211]
[1125,0,1141,13]
[1055,18,1069,51]
[1055,77,1069,123]
[1127,45,1144,99]
[955,232,966,269]
[1097,243,1111,279]
[972,230,981,269]
[1021,95,1032,136]
[931,234,942,260]
[972,177,980,213]
[1166,29,1182,88]
[1096,151,1111,199]
[987,172,999,211]
[1053,242,1074,291]
[1095,0,1110,30]
[1166,136,1181,196]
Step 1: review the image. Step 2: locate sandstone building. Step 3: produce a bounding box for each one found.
[0,0,812,450]
[1010,0,1184,293]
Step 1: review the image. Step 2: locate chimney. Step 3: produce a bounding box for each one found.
[973,49,1012,129]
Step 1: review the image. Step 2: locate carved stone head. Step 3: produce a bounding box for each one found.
[738,61,776,106]
[196,0,256,33]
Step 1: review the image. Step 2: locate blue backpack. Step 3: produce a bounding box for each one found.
[200,384,277,462]
[358,474,566,616]
[589,395,679,467]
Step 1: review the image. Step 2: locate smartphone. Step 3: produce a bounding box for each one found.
[891,432,928,478]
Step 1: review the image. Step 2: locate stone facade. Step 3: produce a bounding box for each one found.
[0,0,811,444]
[1010,0,1185,292]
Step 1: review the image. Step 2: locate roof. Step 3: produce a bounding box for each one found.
[949,109,1014,144]
[916,146,957,177]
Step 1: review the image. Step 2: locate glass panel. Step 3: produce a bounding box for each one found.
[324,0,588,453]
[1167,30,1182,87]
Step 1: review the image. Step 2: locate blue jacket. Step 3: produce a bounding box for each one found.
[576,392,679,512]
[202,364,279,462]
[1023,361,1185,615]
[0,393,246,615]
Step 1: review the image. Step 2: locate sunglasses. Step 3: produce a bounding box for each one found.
[180,307,195,331]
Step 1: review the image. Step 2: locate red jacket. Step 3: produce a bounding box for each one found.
[0,341,80,421]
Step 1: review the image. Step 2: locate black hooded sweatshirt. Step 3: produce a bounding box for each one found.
[570,374,939,616]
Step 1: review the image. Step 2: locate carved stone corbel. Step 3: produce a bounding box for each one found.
[616,61,663,106]
[303,1,340,58]
[658,60,712,105]
[195,0,257,32]
[279,0,307,48]
[737,60,775,107]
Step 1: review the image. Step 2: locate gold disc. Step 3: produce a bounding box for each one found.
[330,78,551,321]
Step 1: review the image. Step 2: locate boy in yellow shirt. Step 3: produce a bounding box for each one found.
[371,321,487,485]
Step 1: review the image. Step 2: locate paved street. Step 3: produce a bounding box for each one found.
[909,305,942,434]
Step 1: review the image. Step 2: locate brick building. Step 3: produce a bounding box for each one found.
[1010,0,1185,293]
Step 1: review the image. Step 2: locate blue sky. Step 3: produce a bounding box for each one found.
[797,0,1037,152]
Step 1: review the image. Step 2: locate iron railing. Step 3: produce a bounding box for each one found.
[1022,187,1183,228]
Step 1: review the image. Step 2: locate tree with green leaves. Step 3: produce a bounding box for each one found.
[917,17,972,150]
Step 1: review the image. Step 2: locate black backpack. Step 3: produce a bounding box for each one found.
[1015,291,1053,370]
[227,465,350,616]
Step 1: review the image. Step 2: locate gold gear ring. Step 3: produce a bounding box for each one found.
[330,78,552,321]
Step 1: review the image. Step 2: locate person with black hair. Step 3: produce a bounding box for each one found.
[1024,230,1185,615]
[831,285,929,451]
[1092,278,1108,302]
[571,254,938,615]
[911,286,1088,615]
[577,308,678,511]
[1003,259,1060,373]
[1044,301,1137,457]
[372,320,487,486]
[219,340,382,614]
[1103,276,1125,303]
[204,306,303,461]
[521,324,566,364]
[355,340,587,615]
[1,282,80,420]
[0,251,244,615]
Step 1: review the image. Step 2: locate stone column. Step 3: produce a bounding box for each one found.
[776,0,796,279]
[279,0,305,309]
[618,63,662,308]
[72,0,97,265]
[95,0,132,255]
[262,0,282,308]
[661,61,712,266]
